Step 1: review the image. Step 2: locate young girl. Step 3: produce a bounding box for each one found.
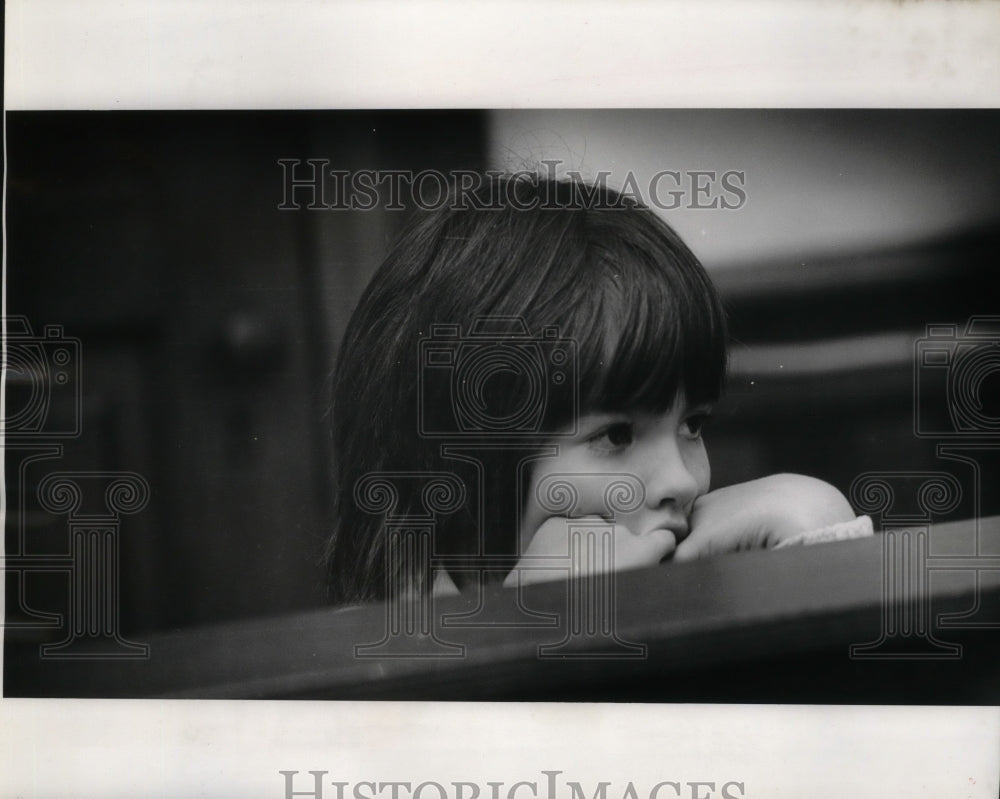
[325,175,871,604]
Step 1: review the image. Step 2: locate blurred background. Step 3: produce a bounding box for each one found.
[5,110,1000,656]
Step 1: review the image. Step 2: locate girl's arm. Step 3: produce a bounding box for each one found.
[673,473,871,561]
[503,474,870,588]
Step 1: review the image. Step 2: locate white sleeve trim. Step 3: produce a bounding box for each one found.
[773,514,874,549]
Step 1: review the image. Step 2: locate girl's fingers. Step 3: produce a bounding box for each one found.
[672,525,722,561]
[519,516,673,578]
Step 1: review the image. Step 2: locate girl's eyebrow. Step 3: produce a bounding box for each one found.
[577,411,631,425]
[570,412,625,432]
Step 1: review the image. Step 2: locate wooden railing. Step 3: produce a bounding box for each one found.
[7,516,999,703]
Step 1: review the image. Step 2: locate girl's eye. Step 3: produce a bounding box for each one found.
[588,422,635,452]
[682,411,711,439]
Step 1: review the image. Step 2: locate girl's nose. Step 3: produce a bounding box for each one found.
[643,438,702,511]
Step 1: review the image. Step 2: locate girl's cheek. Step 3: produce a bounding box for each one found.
[689,441,712,497]
[699,457,711,496]
[530,451,622,515]
[573,477,618,517]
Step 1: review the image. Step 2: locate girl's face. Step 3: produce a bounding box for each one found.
[518,393,712,568]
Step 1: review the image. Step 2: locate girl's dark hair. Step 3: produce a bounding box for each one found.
[325,175,727,603]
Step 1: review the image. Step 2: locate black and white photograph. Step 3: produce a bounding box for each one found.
[3,2,999,797]
[5,106,1000,702]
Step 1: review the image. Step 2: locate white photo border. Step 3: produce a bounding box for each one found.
[3,1,1000,797]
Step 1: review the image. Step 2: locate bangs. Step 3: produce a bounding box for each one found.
[550,210,728,419]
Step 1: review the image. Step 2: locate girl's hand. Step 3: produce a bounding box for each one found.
[506,515,677,588]
[673,473,856,561]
